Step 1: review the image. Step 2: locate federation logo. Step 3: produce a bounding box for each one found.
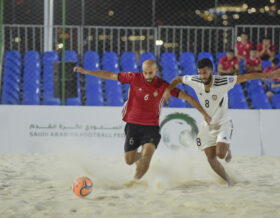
[212,95,217,101]
[229,77,234,83]
[160,113,199,150]
[153,91,158,97]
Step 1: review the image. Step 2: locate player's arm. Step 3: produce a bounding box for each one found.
[178,91,211,125]
[163,76,183,104]
[236,68,280,84]
[73,66,118,80]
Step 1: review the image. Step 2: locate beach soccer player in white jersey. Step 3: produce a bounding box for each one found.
[163,58,280,186]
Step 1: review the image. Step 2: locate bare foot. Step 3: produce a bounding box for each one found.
[124,179,146,188]
[227,179,235,187]
[225,149,232,163]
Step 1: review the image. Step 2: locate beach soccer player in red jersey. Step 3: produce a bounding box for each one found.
[74,60,211,181]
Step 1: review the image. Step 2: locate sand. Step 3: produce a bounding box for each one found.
[0,152,280,218]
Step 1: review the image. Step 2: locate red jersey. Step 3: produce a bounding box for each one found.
[263,66,280,82]
[219,56,238,70]
[245,57,262,74]
[236,41,253,59]
[118,72,180,126]
[257,43,275,59]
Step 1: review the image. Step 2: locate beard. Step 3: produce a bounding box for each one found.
[202,74,212,85]
[146,77,156,83]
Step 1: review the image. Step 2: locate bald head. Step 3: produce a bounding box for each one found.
[142,59,158,83]
[143,59,157,68]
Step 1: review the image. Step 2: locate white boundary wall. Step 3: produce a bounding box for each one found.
[0,105,279,156]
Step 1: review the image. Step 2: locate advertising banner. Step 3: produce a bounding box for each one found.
[0,105,278,156]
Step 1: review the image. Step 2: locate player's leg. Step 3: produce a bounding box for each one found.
[216,120,233,163]
[125,150,141,165]
[134,142,156,180]
[123,123,141,165]
[204,146,234,186]
[133,125,161,180]
[216,142,231,162]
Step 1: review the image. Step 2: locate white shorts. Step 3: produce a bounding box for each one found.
[196,120,233,150]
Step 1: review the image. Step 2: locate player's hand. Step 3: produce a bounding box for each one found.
[163,88,173,104]
[73,66,85,74]
[204,114,211,125]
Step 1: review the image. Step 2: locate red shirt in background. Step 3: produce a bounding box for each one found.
[219,56,238,70]
[236,41,253,59]
[257,43,275,59]
[263,66,280,83]
[245,57,262,74]
[118,72,180,126]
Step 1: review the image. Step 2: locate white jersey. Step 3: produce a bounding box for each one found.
[183,75,237,124]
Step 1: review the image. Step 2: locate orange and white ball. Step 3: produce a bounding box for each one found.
[72,176,93,197]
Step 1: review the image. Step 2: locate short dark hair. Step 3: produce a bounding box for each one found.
[240,32,248,36]
[197,58,213,69]
[263,37,271,41]
[226,49,234,53]
[272,58,279,65]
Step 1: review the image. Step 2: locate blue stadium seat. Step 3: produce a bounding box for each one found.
[246,79,265,99]
[161,52,179,81]
[239,59,246,74]
[180,52,196,69]
[180,52,197,75]
[121,53,139,99]
[168,98,186,108]
[121,52,137,66]
[140,52,156,71]
[216,52,226,66]
[103,51,118,66]
[22,51,41,105]
[251,93,272,109]
[275,53,280,65]
[43,51,60,105]
[228,90,248,109]
[1,51,22,104]
[162,68,179,82]
[106,91,124,106]
[102,51,123,105]
[262,60,271,71]
[83,51,104,106]
[272,93,280,109]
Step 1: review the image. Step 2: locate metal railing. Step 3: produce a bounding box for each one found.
[82,26,157,57]
[4,24,44,54]
[158,26,235,57]
[235,25,280,53]
[3,24,280,59]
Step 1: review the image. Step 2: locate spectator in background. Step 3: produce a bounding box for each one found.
[263,58,280,102]
[245,49,262,74]
[235,32,253,61]
[218,49,239,76]
[257,37,275,61]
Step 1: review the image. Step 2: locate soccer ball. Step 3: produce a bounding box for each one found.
[72,176,93,197]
